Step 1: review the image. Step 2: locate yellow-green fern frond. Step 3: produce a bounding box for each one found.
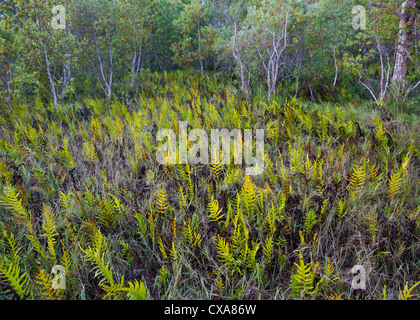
[290,251,321,297]
[80,244,115,288]
[207,196,224,228]
[40,204,58,263]
[0,257,32,299]
[348,164,366,196]
[117,279,149,300]
[241,176,258,214]
[263,237,274,264]
[35,268,61,300]
[0,185,29,222]
[156,186,170,215]
[388,170,403,199]
[26,221,48,264]
[398,280,420,300]
[337,198,347,220]
[178,184,187,208]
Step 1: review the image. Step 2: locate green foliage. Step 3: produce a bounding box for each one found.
[0,71,418,301]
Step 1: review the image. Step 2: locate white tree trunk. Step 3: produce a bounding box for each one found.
[391,0,419,97]
[93,26,113,99]
[42,42,59,112]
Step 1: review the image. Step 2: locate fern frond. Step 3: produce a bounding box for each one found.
[40,204,58,263]
[337,198,347,220]
[398,280,420,300]
[156,186,170,215]
[290,251,321,297]
[241,176,258,215]
[117,279,149,300]
[26,221,48,264]
[263,237,274,264]
[207,196,224,228]
[35,268,61,300]
[216,234,239,273]
[80,244,115,288]
[304,209,317,235]
[0,185,29,222]
[348,164,366,196]
[96,197,118,229]
[2,229,21,260]
[0,257,32,299]
[388,170,403,199]
[178,184,187,208]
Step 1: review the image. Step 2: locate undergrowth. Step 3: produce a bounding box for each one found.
[0,70,419,300]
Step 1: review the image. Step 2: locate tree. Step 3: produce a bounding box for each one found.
[391,0,420,99]
[13,0,79,111]
[245,0,291,100]
[172,0,215,75]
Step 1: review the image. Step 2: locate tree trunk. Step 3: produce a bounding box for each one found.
[42,42,59,112]
[391,0,419,96]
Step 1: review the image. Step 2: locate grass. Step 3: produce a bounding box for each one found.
[0,70,419,300]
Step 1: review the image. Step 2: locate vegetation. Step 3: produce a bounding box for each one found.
[0,71,419,300]
[0,0,419,300]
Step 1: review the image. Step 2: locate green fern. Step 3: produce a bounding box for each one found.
[290,251,321,298]
[241,176,258,215]
[388,170,403,199]
[35,268,62,300]
[26,221,48,265]
[40,204,58,263]
[156,186,170,215]
[216,234,240,274]
[116,279,149,300]
[80,238,115,290]
[263,237,274,264]
[0,185,29,222]
[398,280,420,300]
[348,163,366,196]
[304,209,317,235]
[0,256,32,299]
[207,196,224,229]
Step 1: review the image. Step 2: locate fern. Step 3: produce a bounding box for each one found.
[116,279,149,300]
[290,251,321,298]
[177,184,187,208]
[388,170,403,199]
[0,257,32,299]
[96,196,119,229]
[368,163,380,182]
[337,198,347,220]
[324,257,339,282]
[304,209,317,235]
[26,221,48,265]
[80,240,115,289]
[348,163,366,196]
[398,280,420,300]
[156,186,170,216]
[0,185,29,222]
[57,137,74,168]
[134,210,148,240]
[207,196,224,229]
[263,237,274,264]
[241,176,258,215]
[83,140,98,163]
[2,230,21,260]
[216,234,240,274]
[35,268,62,300]
[40,204,58,263]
